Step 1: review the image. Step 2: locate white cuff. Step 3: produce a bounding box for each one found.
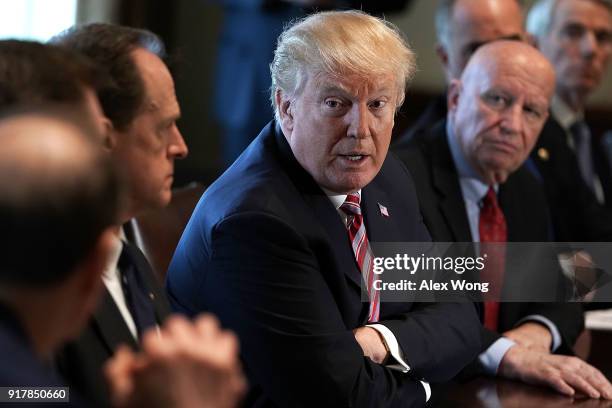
[420,381,431,402]
[366,324,430,402]
[366,324,410,373]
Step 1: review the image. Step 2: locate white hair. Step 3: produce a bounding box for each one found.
[270,10,416,122]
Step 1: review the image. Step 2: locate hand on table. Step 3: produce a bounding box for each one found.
[499,345,612,399]
[105,314,246,408]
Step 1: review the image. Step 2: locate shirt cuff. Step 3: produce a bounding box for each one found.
[515,315,561,352]
[478,337,516,375]
[366,324,410,373]
[420,381,431,402]
[366,324,431,402]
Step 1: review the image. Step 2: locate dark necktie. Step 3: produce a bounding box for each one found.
[118,242,158,336]
[570,120,596,192]
[340,192,380,323]
[478,187,507,331]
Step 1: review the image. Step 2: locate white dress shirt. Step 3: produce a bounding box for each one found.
[101,230,139,340]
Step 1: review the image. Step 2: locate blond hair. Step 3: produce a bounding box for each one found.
[270,10,416,121]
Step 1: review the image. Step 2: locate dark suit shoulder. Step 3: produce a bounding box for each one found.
[531,116,612,241]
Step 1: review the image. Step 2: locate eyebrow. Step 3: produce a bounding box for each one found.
[317,84,395,98]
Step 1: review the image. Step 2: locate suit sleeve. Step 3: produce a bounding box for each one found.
[203,211,432,407]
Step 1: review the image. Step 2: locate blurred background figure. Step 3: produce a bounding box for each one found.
[528,0,612,207]
[0,107,121,400]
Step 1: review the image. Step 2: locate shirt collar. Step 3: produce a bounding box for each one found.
[551,95,583,130]
[322,188,362,210]
[102,228,125,279]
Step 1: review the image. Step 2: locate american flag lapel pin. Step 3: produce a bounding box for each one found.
[378,203,390,217]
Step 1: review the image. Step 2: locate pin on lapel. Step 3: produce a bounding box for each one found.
[378,203,390,217]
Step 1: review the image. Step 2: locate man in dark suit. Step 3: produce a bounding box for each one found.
[0,107,121,405]
[0,106,245,408]
[527,0,612,208]
[51,24,189,406]
[395,0,526,146]
[167,10,482,407]
[396,40,612,399]
[527,0,612,309]
[49,24,204,407]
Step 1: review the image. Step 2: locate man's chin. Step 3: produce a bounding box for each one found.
[327,172,377,194]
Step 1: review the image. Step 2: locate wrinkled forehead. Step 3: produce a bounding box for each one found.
[466,57,554,100]
[304,69,401,97]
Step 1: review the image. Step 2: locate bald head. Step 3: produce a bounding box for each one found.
[448,41,555,184]
[462,40,556,94]
[436,0,526,82]
[0,109,121,288]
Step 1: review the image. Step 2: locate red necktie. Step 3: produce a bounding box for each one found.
[479,187,507,331]
[340,192,380,323]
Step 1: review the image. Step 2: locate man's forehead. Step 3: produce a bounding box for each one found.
[470,62,553,101]
[311,71,397,95]
[553,0,612,27]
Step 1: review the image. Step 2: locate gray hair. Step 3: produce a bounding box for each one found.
[270,10,416,122]
[527,0,612,39]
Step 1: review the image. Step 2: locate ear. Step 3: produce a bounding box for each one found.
[447,79,462,113]
[435,43,449,68]
[276,89,294,137]
[101,118,116,152]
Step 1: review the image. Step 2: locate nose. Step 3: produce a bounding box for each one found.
[168,125,189,159]
[580,31,597,58]
[500,104,522,136]
[347,103,371,139]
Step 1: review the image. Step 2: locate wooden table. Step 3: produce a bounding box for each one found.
[431,330,612,407]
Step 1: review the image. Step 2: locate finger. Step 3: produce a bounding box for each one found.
[193,313,222,341]
[534,368,575,397]
[104,346,136,406]
[562,371,600,399]
[583,365,612,399]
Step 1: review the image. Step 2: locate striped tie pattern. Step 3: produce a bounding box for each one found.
[340,192,380,322]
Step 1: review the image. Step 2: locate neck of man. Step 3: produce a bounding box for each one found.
[0,289,65,360]
[120,197,141,225]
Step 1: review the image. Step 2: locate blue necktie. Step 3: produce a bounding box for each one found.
[118,243,158,336]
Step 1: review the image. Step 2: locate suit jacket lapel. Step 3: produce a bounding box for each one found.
[273,124,363,291]
[429,125,473,242]
[92,289,139,354]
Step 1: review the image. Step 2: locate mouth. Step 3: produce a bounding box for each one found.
[486,140,517,154]
[338,152,369,167]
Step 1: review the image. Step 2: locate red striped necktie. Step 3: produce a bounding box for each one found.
[340,192,380,323]
[478,187,507,331]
